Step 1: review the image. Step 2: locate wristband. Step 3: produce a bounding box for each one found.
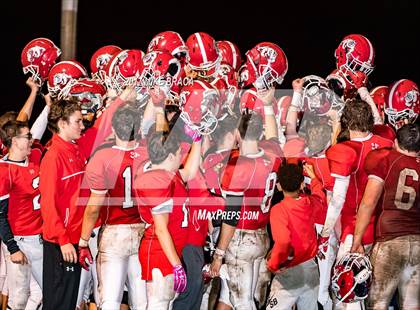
[264,105,275,116]
[78,238,89,248]
[214,247,226,259]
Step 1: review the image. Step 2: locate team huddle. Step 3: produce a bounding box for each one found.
[0,31,419,310]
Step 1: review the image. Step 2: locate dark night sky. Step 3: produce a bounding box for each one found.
[4,0,420,119]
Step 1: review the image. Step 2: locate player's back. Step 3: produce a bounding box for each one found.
[365,148,420,241]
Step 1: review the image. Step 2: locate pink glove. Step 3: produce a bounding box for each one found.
[78,246,93,271]
[173,264,187,293]
[183,123,202,142]
[317,235,329,260]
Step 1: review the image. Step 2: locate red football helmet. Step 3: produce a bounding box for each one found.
[68,78,106,114]
[335,34,375,84]
[90,45,122,81]
[239,88,278,122]
[147,31,188,64]
[47,60,88,99]
[385,79,420,128]
[104,49,144,94]
[370,86,389,121]
[241,42,288,90]
[21,38,61,86]
[211,64,239,114]
[331,253,373,303]
[216,40,242,71]
[186,32,221,79]
[326,69,357,100]
[179,80,221,135]
[302,75,344,116]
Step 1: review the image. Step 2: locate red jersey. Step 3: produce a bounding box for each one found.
[372,124,396,142]
[135,169,189,280]
[365,148,420,241]
[0,156,42,235]
[326,133,393,244]
[258,139,283,172]
[267,178,326,270]
[85,143,148,225]
[202,148,234,196]
[221,149,277,230]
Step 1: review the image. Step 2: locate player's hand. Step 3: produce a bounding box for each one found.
[348,71,367,89]
[78,246,93,271]
[61,243,78,263]
[209,257,223,278]
[173,264,187,293]
[303,163,316,179]
[350,241,365,255]
[257,87,276,106]
[317,235,329,260]
[26,77,39,92]
[292,78,304,93]
[184,123,202,142]
[11,250,28,265]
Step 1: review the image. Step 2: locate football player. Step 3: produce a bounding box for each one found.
[209,89,280,310]
[352,124,420,309]
[78,105,148,310]
[266,163,326,310]
[0,121,43,309]
[135,127,202,309]
[319,99,393,309]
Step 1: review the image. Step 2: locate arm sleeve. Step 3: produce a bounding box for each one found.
[222,195,243,227]
[321,175,350,236]
[309,178,328,217]
[357,87,383,125]
[85,153,108,194]
[30,105,50,140]
[136,174,175,215]
[364,149,389,182]
[326,143,357,178]
[0,197,19,254]
[267,205,292,270]
[39,154,71,245]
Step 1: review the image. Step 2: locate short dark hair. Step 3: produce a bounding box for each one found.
[397,124,420,153]
[278,163,304,192]
[48,98,81,133]
[0,111,18,129]
[238,112,263,141]
[0,121,30,148]
[340,99,374,133]
[112,105,141,141]
[211,115,239,145]
[147,131,181,165]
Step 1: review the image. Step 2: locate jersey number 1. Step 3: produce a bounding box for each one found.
[122,167,134,209]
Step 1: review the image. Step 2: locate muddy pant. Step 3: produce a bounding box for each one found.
[97,223,146,310]
[225,228,270,310]
[368,235,420,310]
[266,258,319,310]
[147,268,177,310]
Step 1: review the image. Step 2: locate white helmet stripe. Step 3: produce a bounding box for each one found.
[227,41,238,69]
[195,33,208,64]
[59,61,88,76]
[388,79,405,110]
[362,35,374,64]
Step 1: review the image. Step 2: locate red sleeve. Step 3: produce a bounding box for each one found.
[308,178,327,217]
[220,156,250,196]
[267,204,292,270]
[0,167,11,200]
[29,140,44,166]
[78,97,126,159]
[259,139,283,170]
[85,151,107,193]
[326,143,357,177]
[135,172,175,214]
[39,152,70,245]
[364,148,391,182]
